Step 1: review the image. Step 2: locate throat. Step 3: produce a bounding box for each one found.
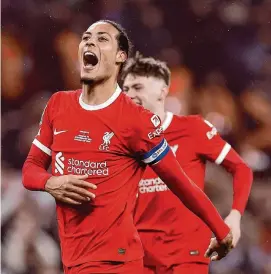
[81,82,116,106]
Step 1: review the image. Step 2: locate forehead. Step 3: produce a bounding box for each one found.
[124,74,162,85]
[86,22,119,37]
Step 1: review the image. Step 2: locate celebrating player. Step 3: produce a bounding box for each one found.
[121,53,253,274]
[23,20,234,274]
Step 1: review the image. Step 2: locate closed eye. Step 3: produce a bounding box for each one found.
[98,36,108,42]
[82,35,89,41]
[122,87,128,93]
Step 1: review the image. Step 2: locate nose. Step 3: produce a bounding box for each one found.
[86,38,95,47]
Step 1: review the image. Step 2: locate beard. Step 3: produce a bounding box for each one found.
[80,72,110,86]
[80,77,95,85]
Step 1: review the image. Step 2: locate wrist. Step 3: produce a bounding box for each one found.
[216,222,231,242]
[229,209,242,220]
[44,175,53,191]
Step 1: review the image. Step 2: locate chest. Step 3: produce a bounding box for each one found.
[166,133,199,168]
[50,110,126,157]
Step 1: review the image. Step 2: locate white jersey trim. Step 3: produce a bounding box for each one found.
[215,143,231,165]
[162,112,174,131]
[33,139,52,156]
[79,85,122,111]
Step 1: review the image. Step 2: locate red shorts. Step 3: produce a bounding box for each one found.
[63,259,143,274]
[143,263,209,274]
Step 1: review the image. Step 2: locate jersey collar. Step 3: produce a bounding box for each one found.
[162,112,173,131]
[79,85,122,111]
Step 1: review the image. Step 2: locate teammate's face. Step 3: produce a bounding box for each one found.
[78,22,127,83]
[123,74,167,112]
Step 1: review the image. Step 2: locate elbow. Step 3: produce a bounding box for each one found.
[22,161,31,190]
[235,161,254,185]
[247,164,254,185]
[242,162,253,180]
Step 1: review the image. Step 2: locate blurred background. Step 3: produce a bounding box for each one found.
[1,0,271,273]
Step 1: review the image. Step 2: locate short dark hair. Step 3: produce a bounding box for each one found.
[97,19,133,58]
[121,52,171,85]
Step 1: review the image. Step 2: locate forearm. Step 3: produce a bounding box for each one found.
[22,145,52,191]
[151,150,230,241]
[221,149,253,214]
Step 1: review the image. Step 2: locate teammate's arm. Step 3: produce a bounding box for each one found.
[192,117,253,248]
[22,95,96,204]
[130,110,233,260]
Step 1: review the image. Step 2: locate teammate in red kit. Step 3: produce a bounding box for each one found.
[23,21,234,274]
[121,53,253,274]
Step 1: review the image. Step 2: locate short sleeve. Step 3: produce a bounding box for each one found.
[32,96,54,156]
[129,108,170,165]
[192,116,231,165]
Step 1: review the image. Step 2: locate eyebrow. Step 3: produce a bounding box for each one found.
[83,31,111,36]
[124,83,143,88]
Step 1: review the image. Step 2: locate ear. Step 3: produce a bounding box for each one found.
[160,85,169,101]
[116,51,127,64]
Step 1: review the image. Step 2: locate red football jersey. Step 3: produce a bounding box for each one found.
[33,86,170,267]
[134,112,232,266]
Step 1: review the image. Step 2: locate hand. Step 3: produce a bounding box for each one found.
[204,230,234,261]
[45,174,97,205]
[224,209,241,247]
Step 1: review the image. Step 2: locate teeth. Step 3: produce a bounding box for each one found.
[84,52,95,57]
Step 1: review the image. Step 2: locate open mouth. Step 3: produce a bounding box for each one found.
[83,51,99,69]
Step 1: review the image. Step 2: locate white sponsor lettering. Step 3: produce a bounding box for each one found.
[67,158,109,176]
[148,126,163,140]
[139,177,169,193]
[54,152,109,176]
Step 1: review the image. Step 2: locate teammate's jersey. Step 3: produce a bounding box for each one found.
[33,86,169,267]
[134,112,231,266]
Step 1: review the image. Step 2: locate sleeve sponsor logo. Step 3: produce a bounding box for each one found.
[151,115,161,127]
[204,119,217,139]
[206,127,217,139]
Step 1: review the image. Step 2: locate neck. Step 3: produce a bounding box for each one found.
[81,76,118,106]
[152,104,167,124]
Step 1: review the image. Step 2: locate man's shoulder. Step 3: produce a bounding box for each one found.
[119,93,155,124]
[47,89,80,108]
[45,90,80,117]
[168,114,201,132]
[119,93,144,112]
[51,89,81,102]
[173,114,202,125]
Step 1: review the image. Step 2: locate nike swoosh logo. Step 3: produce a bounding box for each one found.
[54,129,67,135]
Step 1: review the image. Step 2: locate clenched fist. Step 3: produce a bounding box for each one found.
[204,230,234,261]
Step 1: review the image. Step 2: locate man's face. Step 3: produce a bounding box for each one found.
[78,22,126,83]
[123,74,167,112]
